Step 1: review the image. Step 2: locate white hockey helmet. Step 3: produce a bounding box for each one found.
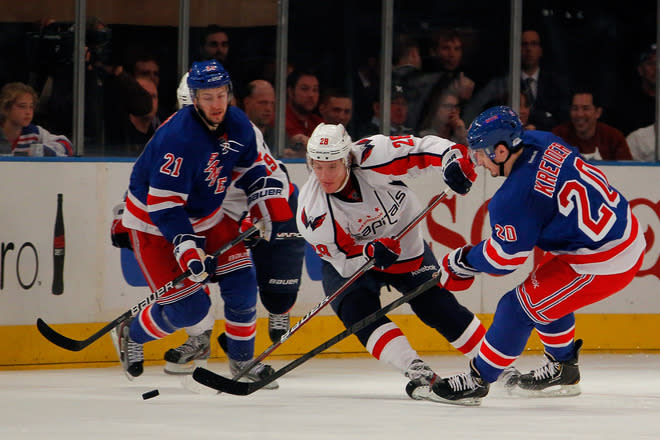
[176,72,193,108]
[306,123,353,164]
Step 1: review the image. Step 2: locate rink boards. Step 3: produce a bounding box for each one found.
[0,159,658,367]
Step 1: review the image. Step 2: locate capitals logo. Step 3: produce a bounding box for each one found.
[300,208,327,231]
[357,139,376,164]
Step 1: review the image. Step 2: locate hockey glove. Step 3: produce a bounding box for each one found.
[172,234,217,283]
[442,144,477,195]
[238,211,263,249]
[440,245,479,292]
[110,202,132,250]
[364,238,401,270]
[247,177,293,242]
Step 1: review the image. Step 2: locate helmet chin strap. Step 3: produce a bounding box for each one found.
[194,104,220,131]
[335,166,351,192]
[493,149,512,177]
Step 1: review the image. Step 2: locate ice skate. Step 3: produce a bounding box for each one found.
[110,317,144,380]
[498,365,522,394]
[515,339,582,397]
[404,359,438,400]
[217,333,279,390]
[268,312,290,343]
[428,359,490,406]
[164,330,212,375]
[229,358,279,390]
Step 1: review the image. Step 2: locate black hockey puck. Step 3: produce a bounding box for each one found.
[142,389,160,400]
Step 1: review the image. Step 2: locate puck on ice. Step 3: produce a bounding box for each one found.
[142,389,159,400]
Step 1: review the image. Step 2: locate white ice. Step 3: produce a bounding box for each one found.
[1,353,659,440]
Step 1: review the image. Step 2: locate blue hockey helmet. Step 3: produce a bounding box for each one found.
[467,106,523,161]
[187,59,232,100]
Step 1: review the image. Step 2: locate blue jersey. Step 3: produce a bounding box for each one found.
[466,130,645,276]
[123,105,270,242]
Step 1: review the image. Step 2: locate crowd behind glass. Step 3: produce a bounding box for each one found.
[0,1,657,161]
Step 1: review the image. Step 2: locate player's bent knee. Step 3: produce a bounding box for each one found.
[163,290,212,329]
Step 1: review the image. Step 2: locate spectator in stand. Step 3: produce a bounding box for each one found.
[176,25,232,110]
[242,79,276,146]
[613,44,656,136]
[552,88,632,161]
[0,82,72,156]
[125,52,161,88]
[282,69,322,158]
[626,123,656,161]
[318,88,353,131]
[519,92,536,130]
[425,28,475,103]
[119,76,160,155]
[417,89,468,145]
[357,83,413,139]
[392,34,440,130]
[463,28,569,131]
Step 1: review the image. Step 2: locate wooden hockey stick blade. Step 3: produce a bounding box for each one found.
[36,226,258,351]
[193,270,443,395]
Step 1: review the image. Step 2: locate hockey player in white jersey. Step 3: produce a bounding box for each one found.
[428,106,645,406]
[296,123,487,401]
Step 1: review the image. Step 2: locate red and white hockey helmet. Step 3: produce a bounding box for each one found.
[306,123,353,164]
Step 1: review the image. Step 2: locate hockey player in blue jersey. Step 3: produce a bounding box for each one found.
[429,106,646,406]
[110,59,292,383]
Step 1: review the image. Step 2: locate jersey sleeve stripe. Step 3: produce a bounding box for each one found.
[367,153,444,176]
[482,237,530,270]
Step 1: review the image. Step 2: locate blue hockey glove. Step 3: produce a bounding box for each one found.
[442,144,477,195]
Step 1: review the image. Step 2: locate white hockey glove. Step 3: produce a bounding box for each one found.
[172,234,217,283]
[440,245,479,292]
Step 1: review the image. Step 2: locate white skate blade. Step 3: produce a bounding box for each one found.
[110,328,135,382]
[512,383,581,398]
[409,385,432,400]
[425,393,483,407]
[164,359,208,375]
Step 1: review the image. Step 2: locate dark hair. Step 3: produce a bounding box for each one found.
[319,88,351,105]
[201,25,229,46]
[286,69,319,89]
[393,34,419,64]
[570,86,600,108]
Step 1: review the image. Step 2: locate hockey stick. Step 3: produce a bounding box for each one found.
[215,187,452,383]
[193,268,444,394]
[36,225,260,352]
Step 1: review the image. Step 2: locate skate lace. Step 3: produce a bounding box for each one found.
[447,371,479,392]
[531,360,559,380]
[269,313,290,330]
[405,360,436,383]
[127,339,144,363]
[178,334,209,355]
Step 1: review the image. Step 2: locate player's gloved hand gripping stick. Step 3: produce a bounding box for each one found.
[36,225,260,352]
[194,187,453,387]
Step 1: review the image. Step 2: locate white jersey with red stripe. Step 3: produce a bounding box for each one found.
[222,122,290,221]
[297,133,458,278]
[465,130,645,276]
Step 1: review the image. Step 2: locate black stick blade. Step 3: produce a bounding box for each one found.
[36,318,88,351]
[192,367,260,395]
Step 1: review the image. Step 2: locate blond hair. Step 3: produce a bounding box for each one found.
[0,82,38,124]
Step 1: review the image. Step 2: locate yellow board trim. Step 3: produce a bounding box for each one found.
[2,314,659,370]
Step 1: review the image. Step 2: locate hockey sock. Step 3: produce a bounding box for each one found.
[365,322,418,372]
[474,290,534,383]
[535,313,576,361]
[449,316,486,359]
[130,303,176,343]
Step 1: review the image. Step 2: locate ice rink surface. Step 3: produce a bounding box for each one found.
[1,353,659,440]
